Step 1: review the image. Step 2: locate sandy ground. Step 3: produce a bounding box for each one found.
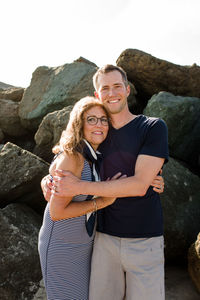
[33,265,200,300]
[165,265,199,300]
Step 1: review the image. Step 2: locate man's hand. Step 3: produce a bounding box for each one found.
[51,169,81,197]
[41,174,53,201]
[151,170,164,194]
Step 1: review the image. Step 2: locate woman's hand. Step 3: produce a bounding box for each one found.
[41,174,53,202]
[101,172,127,205]
[106,172,127,181]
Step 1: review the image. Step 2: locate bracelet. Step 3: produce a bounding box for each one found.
[93,198,98,212]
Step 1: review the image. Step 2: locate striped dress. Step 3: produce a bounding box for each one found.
[38,160,95,300]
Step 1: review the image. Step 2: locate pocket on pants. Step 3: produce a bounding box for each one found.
[125,236,164,268]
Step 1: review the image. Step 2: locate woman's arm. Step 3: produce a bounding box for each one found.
[49,152,83,220]
[49,152,116,221]
[50,195,116,221]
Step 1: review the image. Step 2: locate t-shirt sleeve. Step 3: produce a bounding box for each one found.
[139,118,169,163]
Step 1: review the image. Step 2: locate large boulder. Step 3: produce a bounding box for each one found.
[0,128,4,142]
[188,233,200,293]
[0,87,24,102]
[0,142,49,213]
[116,49,200,111]
[32,280,47,300]
[0,99,28,137]
[127,81,139,113]
[161,158,200,263]
[143,92,200,168]
[18,58,98,132]
[34,105,73,162]
[0,81,15,90]
[0,203,42,300]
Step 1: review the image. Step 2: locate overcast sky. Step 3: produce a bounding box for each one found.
[1,0,200,87]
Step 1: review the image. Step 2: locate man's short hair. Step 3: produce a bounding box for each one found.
[93,64,128,91]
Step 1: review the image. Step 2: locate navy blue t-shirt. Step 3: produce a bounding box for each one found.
[97,114,169,238]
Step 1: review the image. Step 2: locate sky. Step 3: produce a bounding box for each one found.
[1,0,200,88]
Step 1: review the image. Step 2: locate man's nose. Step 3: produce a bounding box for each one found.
[108,88,115,96]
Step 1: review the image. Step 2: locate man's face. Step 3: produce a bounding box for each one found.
[95,70,130,115]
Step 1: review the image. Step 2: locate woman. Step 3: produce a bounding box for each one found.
[38,96,117,300]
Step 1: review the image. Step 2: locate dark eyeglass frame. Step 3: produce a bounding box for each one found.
[85,115,109,126]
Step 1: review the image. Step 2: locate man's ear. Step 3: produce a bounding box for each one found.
[94,91,99,99]
[126,85,130,97]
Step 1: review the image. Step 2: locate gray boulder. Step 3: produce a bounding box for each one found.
[0,87,24,102]
[18,58,98,132]
[0,203,42,300]
[32,280,47,300]
[0,142,49,212]
[127,81,138,113]
[0,81,15,90]
[188,233,200,293]
[161,158,200,262]
[117,49,200,110]
[0,99,28,137]
[34,105,73,162]
[144,92,200,168]
[0,128,4,142]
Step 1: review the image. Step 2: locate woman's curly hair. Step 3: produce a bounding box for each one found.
[53,96,110,155]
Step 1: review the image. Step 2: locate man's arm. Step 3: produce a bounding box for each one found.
[52,155,165,198]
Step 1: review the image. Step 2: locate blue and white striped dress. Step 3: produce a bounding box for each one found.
[38,160,95,300]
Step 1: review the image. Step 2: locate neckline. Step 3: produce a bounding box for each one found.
[111,114,141,131]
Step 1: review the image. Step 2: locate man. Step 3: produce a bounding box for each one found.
[43,65,168,299]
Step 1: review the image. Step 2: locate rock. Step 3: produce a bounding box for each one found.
[34,105,73,162]
[0,87,24,102]
[0,81,15,90]
[144,92,200,168]
[32,280,47,300]
[0,128,4,142]
[127,81,138,113]
[0,142,49,213]
[161,158,200,263]
[116,49,200,111]
[0,203,42,300]
[19,58,98,132]
[7,133,36,154]
[188,233,200,293]
[0,99,28,137]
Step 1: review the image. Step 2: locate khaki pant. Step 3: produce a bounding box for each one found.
[89,232,165,300]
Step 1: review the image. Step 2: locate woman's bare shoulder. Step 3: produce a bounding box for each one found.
[50,151,84,178]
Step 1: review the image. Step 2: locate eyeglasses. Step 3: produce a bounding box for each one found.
[85,116,109,126]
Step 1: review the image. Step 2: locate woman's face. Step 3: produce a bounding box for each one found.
[83,106,109,150]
